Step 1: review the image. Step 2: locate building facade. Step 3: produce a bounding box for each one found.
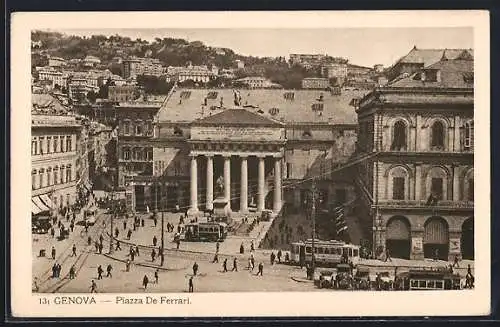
[123,57,164,78]
[354,55,474,261]
[31,114,80,216]
[108,85,139,102]
[302,77,330,90]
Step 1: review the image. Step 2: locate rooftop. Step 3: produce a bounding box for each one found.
[32,93,70,115]
[158,87,366,125]
[388,59,474,89]
[394,47,474,68]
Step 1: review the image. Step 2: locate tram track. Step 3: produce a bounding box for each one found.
[38,211,109,293]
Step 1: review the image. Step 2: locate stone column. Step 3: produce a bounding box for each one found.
[206,155,214,211]
[448,229,462,261]
[240,156,248,213]
[453,164,460,202]
[454,116,461,152]
[415,164,422,201]
[224,156,231,210]
[188,155,198,214]
[273,157,282,213]
[410,227,424,260]
[258,156,265,212]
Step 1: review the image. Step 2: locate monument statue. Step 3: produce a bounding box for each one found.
[215,175,225,198]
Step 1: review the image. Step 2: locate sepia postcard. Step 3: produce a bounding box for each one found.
[10,10,490,318]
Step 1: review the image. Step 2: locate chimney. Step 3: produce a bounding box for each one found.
[436,70,441,82]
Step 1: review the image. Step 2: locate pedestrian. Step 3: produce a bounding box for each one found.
[216,241,220,253]
[154,217,157,227]
[250,240,255,252]
[151,249,156,262]
[115,240,121,251]
[212,253,219,263]
[125,259,131,272]
[87,236,92,246]
[72,244,77,257]
[248,257,252,270]
[99,234,104,245]
[131,250,135,262]
[69,265,76,279]
[270,252,276,265]
[70,222,74,233]
[115,227,119,238]
[384,248,392,262]
[193,262,199,276]
[277,250,282,263]
[142,275,149,290]
[127,229,132,240]
[51,263,57,278]
[232,258,238,272]
[257,262,264,276]
[141,218,145,227]
[176,238,181,250]
[153,236,158,247]
[135,245,140,256]
[188,276,194,293]
[94,241,99,253]
[223,258,228,272]
[123,220,127,230]
[240,242,244,254]
[97,265,103,280]
[98,243,103,254]
[50,227,55,238]
[285,252,290,263]
[155,269,159,284]
[56,263,61,277]
[51,246,56,260]
[251,255,255,271]
[453,255,460,268]
[90,280,97,293]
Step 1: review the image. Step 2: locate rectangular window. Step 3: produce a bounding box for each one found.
[32,170,37,189]
[31,138,38,155]
[66,166,72,182]
[46,136,52,153]
[431,178,443,200]
[53,136,59,153]
[60,136,64,152]
[39,137,44,155]
[47,169,53,186]
[393,177,405,200]
[136,124,143,136]
[286,163,292,179]
[66,136,72,152]
[124,121,130,135]
[468,178,474,201]
[39,169,44,188]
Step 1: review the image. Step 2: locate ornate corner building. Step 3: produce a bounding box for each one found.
[354,50,474,261]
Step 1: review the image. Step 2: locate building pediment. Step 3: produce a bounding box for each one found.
[191,108,284,127]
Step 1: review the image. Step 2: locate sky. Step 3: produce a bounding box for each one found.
[53,28,473,67]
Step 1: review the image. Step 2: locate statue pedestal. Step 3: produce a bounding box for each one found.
[212,197,232,223]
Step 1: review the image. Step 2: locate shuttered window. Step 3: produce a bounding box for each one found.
[424,218,449,244]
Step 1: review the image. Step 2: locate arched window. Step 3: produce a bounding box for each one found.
[391,120,407,151]
[53,167,58,185]
[426,167,448,202]
[464,121,474,150]
[39,168,45,188]
[464,169,474,201]
[47,167,52,186]
[431,121,445,148]
[389,166,409,200]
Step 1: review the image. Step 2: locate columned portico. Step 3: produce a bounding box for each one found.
[240,156,249,213]
[273,157,282,213]
[206,155,214,211]
[188,155,199,215]
[224,156,231,209]
[258,156,266,212]
[188,106,286,217]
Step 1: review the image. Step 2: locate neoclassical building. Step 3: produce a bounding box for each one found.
[354,52,474,261]
[121,87,363,220]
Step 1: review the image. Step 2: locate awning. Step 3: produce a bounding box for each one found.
[32,200,42,215]
[39,194,54,209]
[33,196,50,212]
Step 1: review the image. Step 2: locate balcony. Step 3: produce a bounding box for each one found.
[377,199,474,210]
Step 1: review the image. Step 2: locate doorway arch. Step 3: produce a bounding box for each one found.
[385,216,411,259]
[461,217,474,260]
[424,216,449,260]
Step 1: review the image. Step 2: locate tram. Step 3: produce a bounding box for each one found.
[395,268,462,290]
[290,239,361,267]
[184,222,228,242]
